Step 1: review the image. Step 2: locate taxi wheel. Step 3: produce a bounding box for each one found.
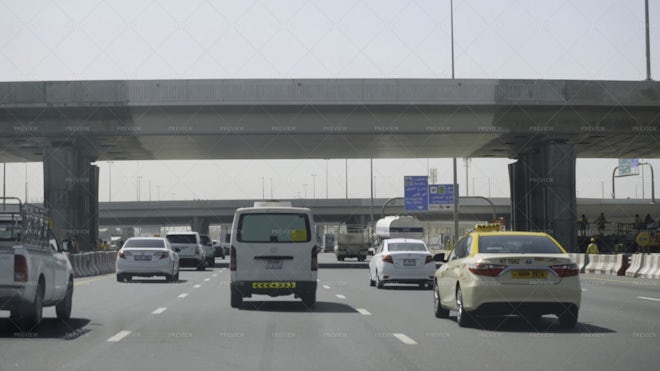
[558,305,579,329]
[455,286,473,327]
[433,284,449,318]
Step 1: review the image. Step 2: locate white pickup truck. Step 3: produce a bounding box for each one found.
[0,197,74,329]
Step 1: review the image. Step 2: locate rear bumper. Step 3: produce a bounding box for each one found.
[231,280,317,298]
[380,264,436,284]
[0,285,29,310]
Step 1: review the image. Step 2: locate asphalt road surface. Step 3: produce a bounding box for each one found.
[1,258,659,371]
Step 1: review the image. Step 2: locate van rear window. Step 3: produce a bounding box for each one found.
[238,213,311,243]
[166,235,197,244]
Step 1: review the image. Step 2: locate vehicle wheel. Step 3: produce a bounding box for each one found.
[301,291,316,308]
[196,263,206,271]
[116,274,123,282]
[165,274,173,282]
[376,272,384,289]
[207,259,215,268]
[433,283,449,318]
[230,286,242,308]
[56,278,73,321]
[174,271,179,281]
[455,286,473,328]
[19,280,44,329]
[558,305,579,329]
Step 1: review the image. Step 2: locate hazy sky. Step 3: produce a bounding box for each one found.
[1,0,659,202]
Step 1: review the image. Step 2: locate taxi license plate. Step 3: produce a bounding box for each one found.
[403,259,416,266]
[512,270,547,279]
[266,259,283,269]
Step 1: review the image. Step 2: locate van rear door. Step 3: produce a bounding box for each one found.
[234,211,314,281]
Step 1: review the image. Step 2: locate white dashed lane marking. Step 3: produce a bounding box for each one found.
[178,293,188,298]
[204,278,210,282]
[393,333,417,345]
[193,284,201,288]
[356,308,372,315]
[323,285,331,289]
[107,330,131,342]
[336,294,346,299]
[152,307,167,314]
[637,296,660,303]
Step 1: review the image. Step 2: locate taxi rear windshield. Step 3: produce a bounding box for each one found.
[478,235,563,254]
[238,213,311,243]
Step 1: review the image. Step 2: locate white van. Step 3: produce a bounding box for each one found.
[229,201,318,308]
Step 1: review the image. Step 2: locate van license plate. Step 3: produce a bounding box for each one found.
[266,260,283,269]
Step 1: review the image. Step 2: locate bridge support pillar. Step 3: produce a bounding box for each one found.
[191,216,210,235]
[509,142,577,252]
[43,144,99,252]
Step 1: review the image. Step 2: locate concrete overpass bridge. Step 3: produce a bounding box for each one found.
[2,78,659,251]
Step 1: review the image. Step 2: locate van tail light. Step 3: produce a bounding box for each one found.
[550,263,580,277]
[382,255,394,264]
[230,246,237,271]
[468,263,507,277]
[311,246,319,271]
[425,255,434,264]
[14,255,28,282]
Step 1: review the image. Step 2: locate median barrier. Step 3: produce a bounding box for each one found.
[569,253,587,273]
[613,254,629,276]
[69,254,81,278]
[625,254,645,278]
[593,254,610,274]
[585,254,600,274]
[639,254,660,279]
[601,255,618,275]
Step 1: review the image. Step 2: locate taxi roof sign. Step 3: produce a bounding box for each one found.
[472,224,503,232]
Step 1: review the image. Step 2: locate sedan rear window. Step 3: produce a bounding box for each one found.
[124,239,165,248]
[478,235,563,254]
[387,243,427,252]
[238,213,310,243]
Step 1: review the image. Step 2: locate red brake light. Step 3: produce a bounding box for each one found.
[311,246,318,271]
[230,246,237,271]
[118,250,126,259]
[550,263,580,277]
[382,255,394,264]
[425,255,434,264]
[157,251,169,259]
[468,263,507,277]
[14,255,28,282]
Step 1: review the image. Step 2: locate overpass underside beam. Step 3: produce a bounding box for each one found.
[509,143,577,252]
[43,144,99,251]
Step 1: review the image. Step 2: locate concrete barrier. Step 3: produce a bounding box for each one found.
[639,254,660,279]
[585,254,601,274]
[611,254,628,276]
[569,253,587,273]
[593,255,610,274]
[625,254,645,278]
[601,255,618,275]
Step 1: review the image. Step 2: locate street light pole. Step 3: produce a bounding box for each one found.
[645,0,652,80]
[108,161,113,202]
[311,174,317,199]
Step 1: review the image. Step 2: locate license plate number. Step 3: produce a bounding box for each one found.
[512,270,547,279]
[266,259,283,269]
[135,255,151,261]
[403,259,416,266]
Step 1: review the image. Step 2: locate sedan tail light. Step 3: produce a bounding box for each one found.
[550,263,580,277]
[424,255,434,264]
[157,251,169,259]
[382,255,394,264]
[118,250,126,259]
[468,263,507,277]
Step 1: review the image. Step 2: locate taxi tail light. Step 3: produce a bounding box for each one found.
[468,263,507,277]
[14,255,28,282]
[230,246,237,271]
[118,250,126,259]
[550,263,580,277]
[424,255,434,264]
[382,255,394,264]
[311,246,319,271]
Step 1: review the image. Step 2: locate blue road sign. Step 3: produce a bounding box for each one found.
[429,184,457,210]
[404,176,428,211]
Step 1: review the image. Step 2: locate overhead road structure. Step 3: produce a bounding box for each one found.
[1,78,659,251]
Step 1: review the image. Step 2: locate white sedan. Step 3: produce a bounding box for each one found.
[369,238,436,289]
[116,237,180,282]
[433,231,581,328]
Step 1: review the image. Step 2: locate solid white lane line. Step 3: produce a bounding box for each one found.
[193,284,201,288]
[393,333,417,345]
[356,308,372,315]
[107,330,131,342]
[336,294,346,299]
[178,293,188,298]
[152,307,167,314]
[637,296,660,302]
[323,285,331,289]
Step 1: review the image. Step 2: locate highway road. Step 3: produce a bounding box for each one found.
[1,254,659,371]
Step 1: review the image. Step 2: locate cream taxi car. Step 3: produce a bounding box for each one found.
[432,225,581,328]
